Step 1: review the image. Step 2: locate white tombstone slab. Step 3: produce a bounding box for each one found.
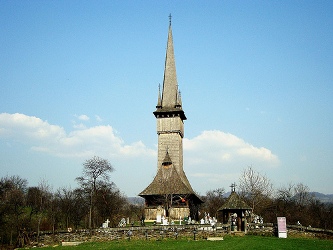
[156,214,161,223]
[162,218,168,225]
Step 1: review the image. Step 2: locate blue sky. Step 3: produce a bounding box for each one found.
[1,1,332,196]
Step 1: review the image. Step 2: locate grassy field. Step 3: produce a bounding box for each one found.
[39,235,333,250]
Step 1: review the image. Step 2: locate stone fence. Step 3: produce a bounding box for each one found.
[34,223,333,247]
[36,225,226,246]
[247,223,333,239]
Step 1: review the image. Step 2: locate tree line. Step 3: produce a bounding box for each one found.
[201,166,333,231]
[0,156,143,247]
[1,158,332,247]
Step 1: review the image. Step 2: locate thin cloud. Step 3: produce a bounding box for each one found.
[75,114,90,121]
[72,123,87,129]
[95,115,103,122]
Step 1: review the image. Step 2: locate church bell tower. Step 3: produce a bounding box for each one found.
[139,16,202,221]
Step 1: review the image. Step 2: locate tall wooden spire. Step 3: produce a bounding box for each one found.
[139,17,202,221]
[161,22,178,109]
[154,20,186,120]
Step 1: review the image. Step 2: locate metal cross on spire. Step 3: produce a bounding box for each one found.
[169,13,172,26]
[230,183,237,192]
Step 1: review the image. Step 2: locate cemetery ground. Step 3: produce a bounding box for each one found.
[28,235,333,250]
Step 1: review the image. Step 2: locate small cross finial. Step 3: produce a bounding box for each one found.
[230,183,237,192]
[169,13,172,26]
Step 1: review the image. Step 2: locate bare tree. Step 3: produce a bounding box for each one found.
[76,156,114,228]
[277,182,313,205]
[293,183,314,207]
[203,188,225,218]
[0,175,28,246]
[239,166,273,214]
[277,183,295,203]
[275,182,315,225]
[36,180,51,241]
[70,188,89,228]
[94,182,128,227]
[56,187,75,229]
[275,182,294,216]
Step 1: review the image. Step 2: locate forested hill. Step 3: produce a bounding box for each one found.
[312,192,333,203]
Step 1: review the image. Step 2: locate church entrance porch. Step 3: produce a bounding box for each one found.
[144,205,190,222]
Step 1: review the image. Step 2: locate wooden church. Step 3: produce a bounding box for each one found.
[139,17,203,221]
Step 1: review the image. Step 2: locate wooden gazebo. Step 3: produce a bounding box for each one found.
[217,184,252,232]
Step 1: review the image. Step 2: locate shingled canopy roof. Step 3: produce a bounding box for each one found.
[218,191,252,211]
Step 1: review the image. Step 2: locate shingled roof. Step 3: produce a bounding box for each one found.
[218,191,252,211]
[139,162,195,196]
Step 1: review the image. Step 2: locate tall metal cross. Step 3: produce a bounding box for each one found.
[169,13,172,26]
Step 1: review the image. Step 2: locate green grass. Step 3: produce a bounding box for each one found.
[39,235,333,250]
